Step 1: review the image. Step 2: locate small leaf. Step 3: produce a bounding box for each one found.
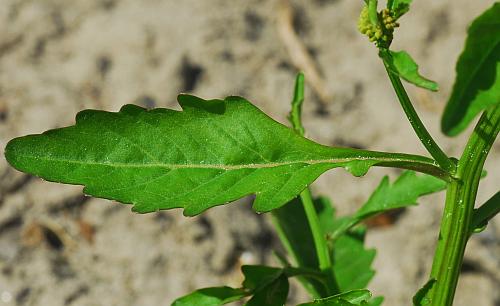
[388,50,439,91]
[288,72,306,136]
[367,296,384,306]
[331,171,446,239]
[298,289,372,306]
[242,265,283,291]
[356,171,446,218]
[388,0,412,19]
[470,191,500,234]
[245,274,289,306]
[172,286,247,306]
[412,279,436,306]
[5,95,443,216]
[332,227,376,292]
[441,3,500,136]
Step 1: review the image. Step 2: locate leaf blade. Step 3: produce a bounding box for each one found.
[388,0,412,19]
[388,50,439,91]
[330,171,446,240]
[5,95,444,216]
[441,3,500,136]
[332,228,376,292]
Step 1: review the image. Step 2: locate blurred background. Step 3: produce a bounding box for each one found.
[0,0,498,305]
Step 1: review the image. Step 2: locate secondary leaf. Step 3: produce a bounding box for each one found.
[242,265,283,291]
[356,171,446,218]
[172,287,247,306]
[330,171,446,239]
[441,3,500,136]
[298,289,372,306]
[388,50,439,91]
[388,0,412,19]
[470,191,500,234]
[5,94,443,216]
[367,297,384,306]
[412,279,436,306]
[332,227,376,292]
[245,274,289,306]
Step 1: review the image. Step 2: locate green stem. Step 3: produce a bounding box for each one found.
[289,72,336,292]
[288,72,332,271]
[428,104,500,306]
[300,188,332,272]
[380,50,455,174]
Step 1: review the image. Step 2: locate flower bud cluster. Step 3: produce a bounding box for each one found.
[358,6,399,48]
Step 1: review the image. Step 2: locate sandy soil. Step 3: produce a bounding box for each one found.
[0,0,498,305]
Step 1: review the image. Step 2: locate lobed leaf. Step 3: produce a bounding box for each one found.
[172,287,247,306]
[242,265,283,291]
[441,3,500,136]
[330,171,446,240]
[5,94,443,216]
[388,50,438,91]
[331,227,376,292]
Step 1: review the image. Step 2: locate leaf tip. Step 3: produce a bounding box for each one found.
[4,136,33,172]
[4,137,20,167]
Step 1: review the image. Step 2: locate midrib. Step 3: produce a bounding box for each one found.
[20,154,417,171]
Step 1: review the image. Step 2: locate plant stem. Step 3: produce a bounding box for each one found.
[428,104,500,306]
[300,188,332,272]
[282,72,336,295]
[287,72,332,272]
[379,50,455,174]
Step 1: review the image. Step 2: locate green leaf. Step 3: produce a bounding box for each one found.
[441,3,500,136]
[388,0,412,19]
[412,279,436,306]
[172,286,247,306]
[331,171,446,240]
[245,274,289,306]
[242,265,283,291]
[470,191,500,234]
[388,50,439,91]
[367,297,384,306]
[242,266,289,306]
[5,94,444,216]
[272,199,319,269]
[356,171,446,218]
[332,227,376,292]
[288,72,306,136]
[298,289,372,306]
